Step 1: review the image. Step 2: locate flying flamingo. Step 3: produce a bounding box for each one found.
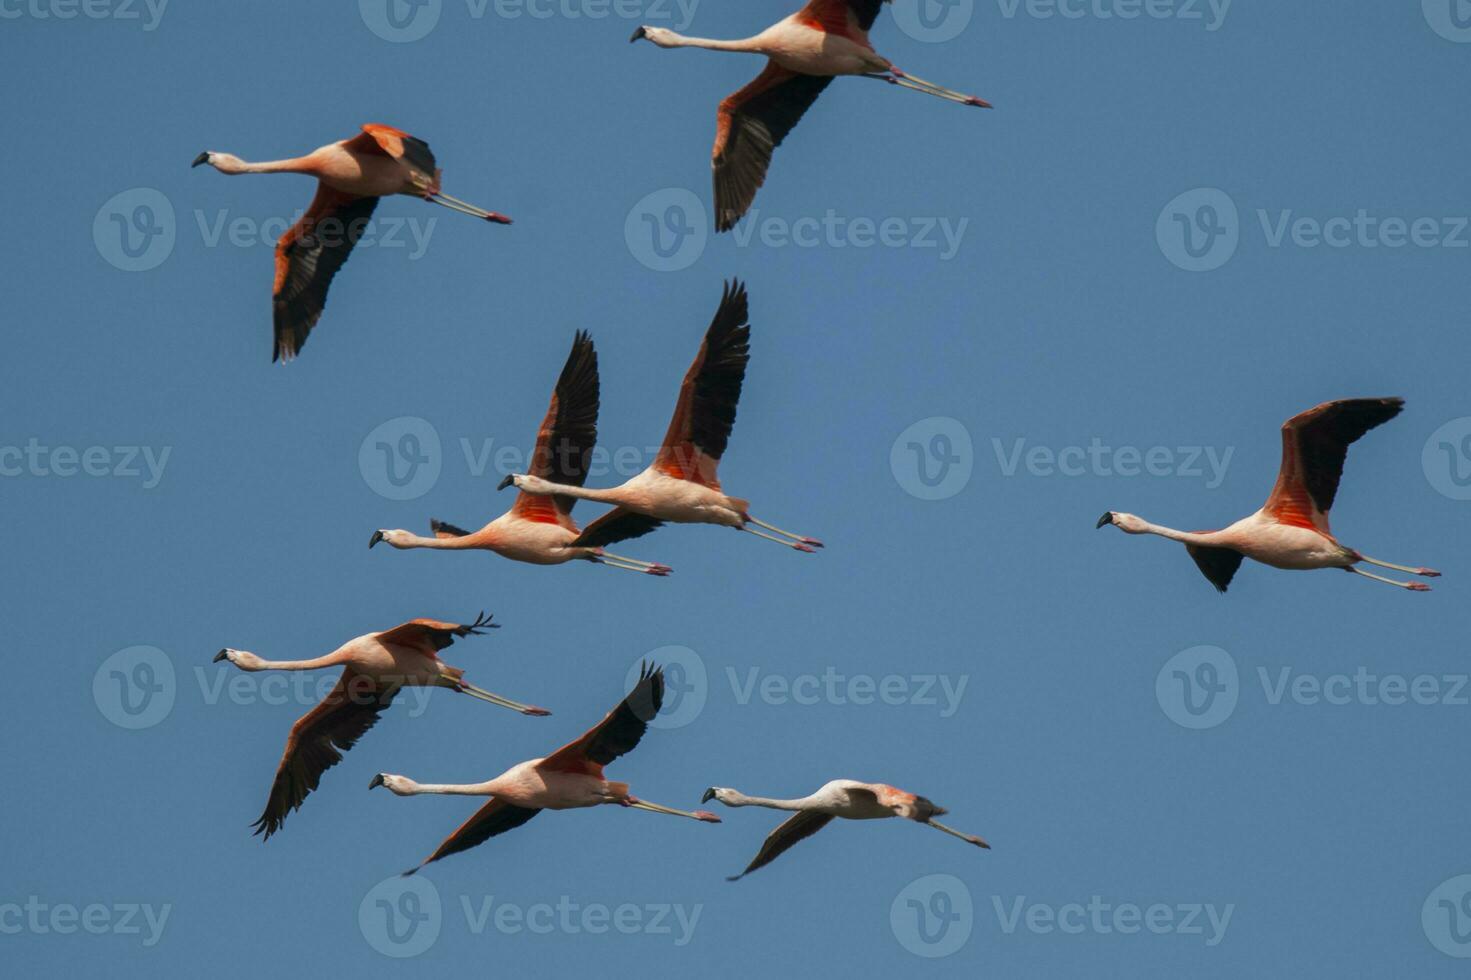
[192,123,511,361]
[630,0,990,231]
[1097,398,1440,592]
[371,663,721,873]
[369,332,671,575]
[499,281,822,554]
[703,780,989,880]
[213,612,548,840]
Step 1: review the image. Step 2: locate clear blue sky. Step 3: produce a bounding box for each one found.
[5,0,1471,975]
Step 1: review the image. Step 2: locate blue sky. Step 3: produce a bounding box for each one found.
[4,0,1471,975]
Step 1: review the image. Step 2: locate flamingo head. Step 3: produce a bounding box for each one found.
[213,648,263,670]
[701,787,735,805]
[369,529,409,549]
[630,25,679,46]
[1097,511,1148,534]
[191,151,245,173]
[369,773,418,796]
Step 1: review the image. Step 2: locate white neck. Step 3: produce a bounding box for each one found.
[236,652,346,672]
[213,155,316,176]
[1132,519,1224,548]
[404,778,501,797]
[720,790,815,811]
[658,32,764,52]
[389,531,484,550]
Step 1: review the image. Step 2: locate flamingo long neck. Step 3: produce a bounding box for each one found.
[1134,519,1226,548]
[658,32,765,53]
[406,778,503,797]
[532,481,626,505]
[216,155,318,176]
[395,531,489,550]
[240,651,347,672]
[722,791,814,811]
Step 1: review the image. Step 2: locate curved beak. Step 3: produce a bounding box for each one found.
[701,787,717,803]
[190,152,209,168]
[1095,511,1115,529]
[629,25,647,42]
[368,773,385,790]
[369,530,384,549]
[496,475,514,491]
[213,649,229,663]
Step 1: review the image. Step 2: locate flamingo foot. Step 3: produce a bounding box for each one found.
[646,564,673,576]
[793,542,816,554]
[694,810,722,823]
[799,537,825,549]
[1418,568,1442,577]
[1408,582,1432,592]
[484,212,513,224]
[522,706,552,717]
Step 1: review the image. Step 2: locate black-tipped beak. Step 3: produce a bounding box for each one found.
[369,530,384,549]
[213,649,229,663]
[496,475,514,491]
[1096,511,1115,529]
[191,152,209,168]
[701,787,716,803]
[629,25,647,42]
[368,773,385,790]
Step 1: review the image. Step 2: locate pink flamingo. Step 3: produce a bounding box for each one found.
[631,0,989,231]
[193,123,510,361]
[371,664,720,873]
[370,332,671,575]
[1098,398,1440,592]
[214,612,548,839]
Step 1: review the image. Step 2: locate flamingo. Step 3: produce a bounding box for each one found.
[498,281,822,554]
[369,332,672,576]
[192,123,511,361]
[371,663,721,873]
[630,0,990,231]
[703,780,989,880]
[1097,398,1441,592]
[213,612,548,840]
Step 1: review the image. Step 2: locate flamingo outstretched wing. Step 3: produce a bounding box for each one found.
[1263,398,1404,531]
[253,672,398,839]
[345,123,439,187]
[376,612,497,654]
[653,281,751,488]
[728,809,836,880]
[713,66,833,232]
[573,508,666,548]
[539,663,663,776]
[798,0,888,35]
[512,331,600,528]
[409,797,542,872]
[272,184,378,361]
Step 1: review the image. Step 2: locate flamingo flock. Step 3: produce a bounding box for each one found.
[195,0,1443,904]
